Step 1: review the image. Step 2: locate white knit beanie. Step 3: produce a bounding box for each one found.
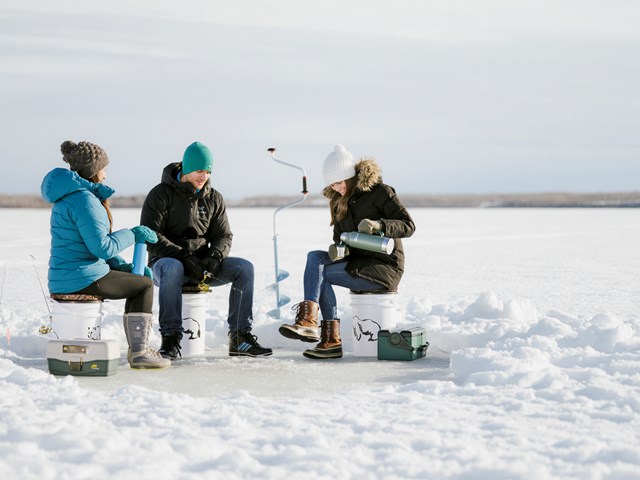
[322,144,355,186]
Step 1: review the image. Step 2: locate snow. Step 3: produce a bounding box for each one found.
[1,207,639,479]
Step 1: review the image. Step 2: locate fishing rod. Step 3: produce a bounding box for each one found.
[0,263,6,307]
[266,147,308,319]
[30,255,53,335]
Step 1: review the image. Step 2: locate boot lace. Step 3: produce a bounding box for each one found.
[161,334,182,358]
[291,302,310,322]
[241,331,259,346]
[148,348,165,359]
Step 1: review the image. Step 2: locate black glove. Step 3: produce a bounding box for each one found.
[200,256,222,278]
[183,255,205,282]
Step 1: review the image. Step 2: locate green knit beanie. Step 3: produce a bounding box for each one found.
[182,142,213,175]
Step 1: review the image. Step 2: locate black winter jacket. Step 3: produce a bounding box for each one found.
[323,159,415,291]
[140,163,232,265]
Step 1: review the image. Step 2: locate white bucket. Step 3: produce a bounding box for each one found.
[181,293,207,357]
[50,300,103,340]
[350,292,400,357]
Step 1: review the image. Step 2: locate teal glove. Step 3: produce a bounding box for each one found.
[131,226,158,244]
[357,219,382,234]
[114,262,134,273]
[113,262,153,279]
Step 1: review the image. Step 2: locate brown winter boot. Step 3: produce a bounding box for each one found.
[303,319,343,359]
[278,300,320,342]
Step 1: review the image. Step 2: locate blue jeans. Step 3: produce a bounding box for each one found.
[152,257,255,335]
[303,250,383,320]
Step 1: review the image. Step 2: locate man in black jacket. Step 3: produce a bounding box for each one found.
[140,141,272,359]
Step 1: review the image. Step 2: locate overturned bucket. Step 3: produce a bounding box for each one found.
[181,291,208,357]
[50,294,104,340]
[350,292,400,357]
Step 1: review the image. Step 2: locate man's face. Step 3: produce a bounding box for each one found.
[182,170,210,190]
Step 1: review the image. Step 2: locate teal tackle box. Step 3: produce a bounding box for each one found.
[377,327,429,361]
[47,339,119,376]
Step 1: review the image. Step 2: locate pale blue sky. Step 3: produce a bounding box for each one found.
[1,0,638,198]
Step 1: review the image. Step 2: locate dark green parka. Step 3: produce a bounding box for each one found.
[140,162,232,265]
[323,158,415,291]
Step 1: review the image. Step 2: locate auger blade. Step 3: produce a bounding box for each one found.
[276,269,289,282]
[266,269,289,292]
[267,294,291,318]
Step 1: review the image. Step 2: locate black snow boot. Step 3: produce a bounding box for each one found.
[159,332,183,360]
[229,330,273,357]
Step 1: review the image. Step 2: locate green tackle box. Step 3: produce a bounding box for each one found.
[47,339,119,377]
[377,327,429,361]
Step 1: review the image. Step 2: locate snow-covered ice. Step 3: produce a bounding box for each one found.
[1,207,639,479]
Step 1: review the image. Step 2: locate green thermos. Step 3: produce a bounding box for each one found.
[339,232,395,255]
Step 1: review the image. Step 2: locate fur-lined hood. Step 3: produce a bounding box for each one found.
[322,158,382,199]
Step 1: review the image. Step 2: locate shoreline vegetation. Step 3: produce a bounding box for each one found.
[2,191,639,208]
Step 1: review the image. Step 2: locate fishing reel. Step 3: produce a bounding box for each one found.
[197,271,214,292]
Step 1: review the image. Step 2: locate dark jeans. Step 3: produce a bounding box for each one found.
[152,257,255,335]
[303,250,383,320]
[77,270,154,313]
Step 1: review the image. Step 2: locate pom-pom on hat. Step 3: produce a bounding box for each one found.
[322,144,355,186]
[61,140,109,179]
[182,141,213,175]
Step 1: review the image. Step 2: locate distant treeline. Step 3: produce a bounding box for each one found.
[2,192,640,208]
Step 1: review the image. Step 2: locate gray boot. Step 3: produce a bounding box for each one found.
[122,315,132,363]
[124,313,171,369]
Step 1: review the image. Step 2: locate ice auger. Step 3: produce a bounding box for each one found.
[266,147,308,318]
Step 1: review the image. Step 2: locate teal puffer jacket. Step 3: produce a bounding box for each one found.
[41,168,135,293]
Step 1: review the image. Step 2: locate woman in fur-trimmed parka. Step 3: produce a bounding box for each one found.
[279,144,415,359]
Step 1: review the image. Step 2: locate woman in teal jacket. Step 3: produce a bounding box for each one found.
[41,140,169,369]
